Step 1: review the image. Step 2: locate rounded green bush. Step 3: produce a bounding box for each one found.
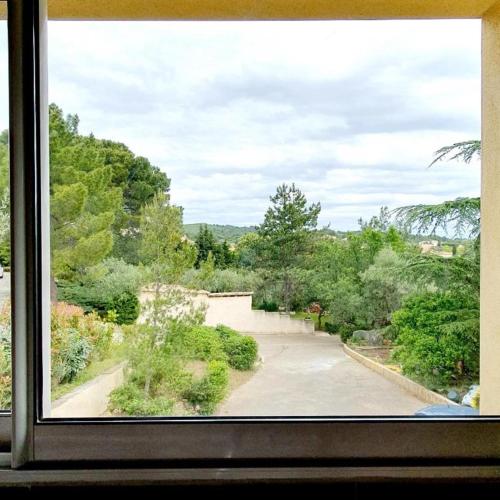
[215,324,258,370]
[224,335,258,370]
[183,360,229,415]
[174,325,227,362]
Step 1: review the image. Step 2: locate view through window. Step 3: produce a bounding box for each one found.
[42,20,481,418]
[0,1,10,412]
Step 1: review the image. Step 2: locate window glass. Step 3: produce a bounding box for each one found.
[0,1,11,411]
[46,20,481,418]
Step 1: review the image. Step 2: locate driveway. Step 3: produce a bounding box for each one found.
[217,333,425,416]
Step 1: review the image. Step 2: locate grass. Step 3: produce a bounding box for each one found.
[292,311,332,331]
[51,343,127,401]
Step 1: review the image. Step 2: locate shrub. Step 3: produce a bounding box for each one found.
[183,360,229,414]
[108,291,140,325]
[109,381,175,416]
[324,321,340,334]
[257,300,279,312]
[180,268,263,294]
[172,325,227,362]
[51,328,92,384]
[338,323,357,343]
[392,291,479,385]
[58,284,140,325]
[50,302,115,385]
[215,324,257,370]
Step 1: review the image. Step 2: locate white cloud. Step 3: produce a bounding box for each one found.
[0,19,482,230]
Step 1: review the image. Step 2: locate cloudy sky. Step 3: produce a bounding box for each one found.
[0,19,481,230]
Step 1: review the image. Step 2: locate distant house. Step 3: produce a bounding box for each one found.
[419,240,439,254]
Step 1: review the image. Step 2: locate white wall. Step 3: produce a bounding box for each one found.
[140,288,314,335]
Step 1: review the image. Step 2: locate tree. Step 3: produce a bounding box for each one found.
[393,291,479,386]
[360,248,418,328]
[394,140,480,238]
[138,192,199,396]
[194,225,218,268]
[48,104,170,267]
[257,183,321,312]
[194,225,233,269]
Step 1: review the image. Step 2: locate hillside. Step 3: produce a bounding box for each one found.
[183,223,256,243]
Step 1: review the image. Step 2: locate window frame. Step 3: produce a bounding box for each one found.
[3,0,500,478]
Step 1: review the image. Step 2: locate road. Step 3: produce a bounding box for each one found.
[217,332,425,416]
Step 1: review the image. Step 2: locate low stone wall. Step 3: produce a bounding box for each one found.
[139,287,314,335]
[51,362,126,418]
[343,344,457,406]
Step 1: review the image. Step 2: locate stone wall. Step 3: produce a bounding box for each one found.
[139,287,314,335]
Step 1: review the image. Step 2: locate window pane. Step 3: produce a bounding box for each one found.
[46,19,481,418]
[0,1,11,411]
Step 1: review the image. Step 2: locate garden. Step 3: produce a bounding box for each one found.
[0,105,482,413]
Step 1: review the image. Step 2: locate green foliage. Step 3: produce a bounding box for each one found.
[257,300,279,312]
[48,104,170,273]
[183,360,229,415]
[51,328,92,384]
[429,140,481,167]
[360,248,418,328]
[57,258,143,325]
[338,323,358,343]
[392,292,479,385]
[184,223,255,244]
[109,382,175,416]
[393,197,480,238]
[172,325,227,362]
[180,267,263,294]
[0,316,11,409]
[257,183,321,311]
[215,324,258,370]
[194,225,234,269]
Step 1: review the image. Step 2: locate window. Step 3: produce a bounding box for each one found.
[4,0,500,479]
[44,19,482,420]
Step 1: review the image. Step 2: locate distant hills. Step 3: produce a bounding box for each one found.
[183,223,472,245]
[183,224,256,243]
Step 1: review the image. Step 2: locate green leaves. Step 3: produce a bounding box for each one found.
[392,291,479,385]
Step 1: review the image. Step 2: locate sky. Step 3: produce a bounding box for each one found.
[0,19,481,230]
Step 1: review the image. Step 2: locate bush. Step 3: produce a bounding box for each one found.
[257,300,279,312]
[50,302,115,385]
[172,325,227,362]
[108,291,140,325]
[392,291,479,385]
[338,323,357,343]
[58,284,140,325]
[51,328,92,384]
[180,268,263,294]
[109,382,175,416]
[215,324,257,370]
[324,321,340,334]
[183,360,229,414]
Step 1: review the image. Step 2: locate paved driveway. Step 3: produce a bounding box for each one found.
[217,333,425,416]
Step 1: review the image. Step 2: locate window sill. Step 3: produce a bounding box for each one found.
[1,464,500,486]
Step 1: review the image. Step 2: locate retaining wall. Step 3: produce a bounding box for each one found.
[140,287,314,334]
[51,362,126,418]
[343,344,457,406]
